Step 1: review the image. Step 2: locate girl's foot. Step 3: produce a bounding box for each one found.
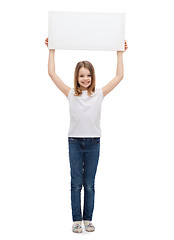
[72,221,82,233]
[83,220,95,232]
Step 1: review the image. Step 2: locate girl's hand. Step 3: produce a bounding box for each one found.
[45,38,55,52]
[124,40,128,51]
[45,38,48,47]
[117,40,128,53]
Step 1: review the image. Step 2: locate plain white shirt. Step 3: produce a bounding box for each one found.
[67,88,104,137]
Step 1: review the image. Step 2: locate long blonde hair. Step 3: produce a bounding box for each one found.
[74,61,96,97]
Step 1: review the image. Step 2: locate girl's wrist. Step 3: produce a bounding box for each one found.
[117,51,123,54]
[49,49,55,52]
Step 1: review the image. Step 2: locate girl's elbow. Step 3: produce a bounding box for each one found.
[120,74,124,79]
[48,71,55,77]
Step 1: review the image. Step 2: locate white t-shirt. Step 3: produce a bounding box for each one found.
[67,88,104,137]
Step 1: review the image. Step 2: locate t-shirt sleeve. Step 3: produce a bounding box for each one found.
[67,88,72,100]
[100,88,104,100]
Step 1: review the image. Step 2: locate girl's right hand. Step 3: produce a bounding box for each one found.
[45,38,48,47]
[45,38,55,52]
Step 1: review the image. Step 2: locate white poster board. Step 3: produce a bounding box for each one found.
[48,11,126,51]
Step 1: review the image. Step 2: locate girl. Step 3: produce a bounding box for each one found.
[45,38,128,233]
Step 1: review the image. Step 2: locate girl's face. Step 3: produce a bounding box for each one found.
[78,67,92,90]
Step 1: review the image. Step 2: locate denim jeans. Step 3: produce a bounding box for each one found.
[68,137,100,222]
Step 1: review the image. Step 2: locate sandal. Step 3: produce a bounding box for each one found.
[84,222,95,232]
[72,223,82,233]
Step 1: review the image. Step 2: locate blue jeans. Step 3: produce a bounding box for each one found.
[68,137,100,222]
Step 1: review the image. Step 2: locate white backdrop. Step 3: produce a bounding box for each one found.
[0,0,174,240]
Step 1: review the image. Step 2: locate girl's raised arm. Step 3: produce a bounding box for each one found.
[102,40,128,97]
[45,38,71,98]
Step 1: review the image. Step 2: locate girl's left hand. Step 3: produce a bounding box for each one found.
[124,40,128,51]
[117,40,128,53]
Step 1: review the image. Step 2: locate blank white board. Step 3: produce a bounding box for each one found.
[48,11,125,51]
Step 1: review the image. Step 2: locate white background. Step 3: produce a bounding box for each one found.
[0,0,174,239]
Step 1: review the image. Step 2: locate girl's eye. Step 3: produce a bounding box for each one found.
[80,75,91,77]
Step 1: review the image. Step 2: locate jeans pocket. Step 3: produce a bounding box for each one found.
[91,138,100,144]
[68,137,77,143]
